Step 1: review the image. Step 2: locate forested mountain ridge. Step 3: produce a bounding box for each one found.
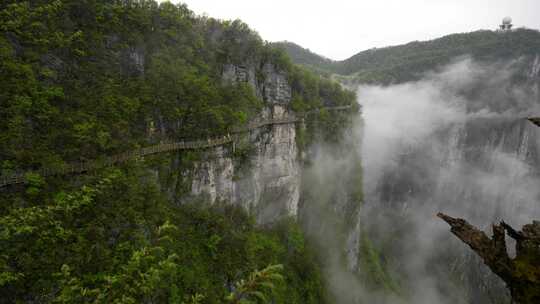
[271,41,336,76]
[0,0,356,176]
[277,28,540,84]
[0,1,358,303]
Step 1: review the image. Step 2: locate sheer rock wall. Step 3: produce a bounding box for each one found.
[183,63,300,224]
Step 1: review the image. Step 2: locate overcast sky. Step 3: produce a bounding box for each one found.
[172,0,540,60]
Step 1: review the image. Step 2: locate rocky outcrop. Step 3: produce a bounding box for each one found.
[221,63,292,104]
[222,64,261,98]
[122,46,145,75]
[191,146,234,203]
[262,63,292,104]
[185,104,300,224]
[182,64,300,224]
[529,55,540,79]
[128,47,145,74]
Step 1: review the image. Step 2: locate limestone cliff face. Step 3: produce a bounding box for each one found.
[186,64,300,224]
[190,146,234,204]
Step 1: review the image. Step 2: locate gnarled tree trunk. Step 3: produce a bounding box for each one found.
[437,213,540,304]
[528,117,540,127]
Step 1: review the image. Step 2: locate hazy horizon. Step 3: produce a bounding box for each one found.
[170,0,540,60]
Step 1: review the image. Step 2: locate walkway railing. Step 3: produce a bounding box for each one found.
[0,106,352,188]
[0,136,235,188]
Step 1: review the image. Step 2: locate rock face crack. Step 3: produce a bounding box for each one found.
[437,213,540,304]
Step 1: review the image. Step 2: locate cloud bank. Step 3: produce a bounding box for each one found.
[353,56,540,303]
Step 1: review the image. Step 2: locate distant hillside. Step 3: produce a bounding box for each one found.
[272,41,337,76]
[279,29,540,84]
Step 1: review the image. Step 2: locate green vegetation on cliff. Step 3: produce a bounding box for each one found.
[0,0,355,176]
[0,0,357,302]
[270,41,335,76]
[0,166,325,303]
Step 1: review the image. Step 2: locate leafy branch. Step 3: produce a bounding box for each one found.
[226,264,284,304]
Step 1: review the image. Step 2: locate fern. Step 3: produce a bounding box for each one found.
[226,264,284,304]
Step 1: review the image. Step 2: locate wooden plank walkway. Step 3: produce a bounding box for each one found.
[0,135,235,188]
[0,117,301,188]
[0,106,352,188]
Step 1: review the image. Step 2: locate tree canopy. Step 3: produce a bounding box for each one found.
[0,1,359,302]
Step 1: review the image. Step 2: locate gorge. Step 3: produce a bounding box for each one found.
[279,28,540,303]
[1,1,540,303]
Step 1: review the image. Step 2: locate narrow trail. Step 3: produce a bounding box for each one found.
[1,106,354,188]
